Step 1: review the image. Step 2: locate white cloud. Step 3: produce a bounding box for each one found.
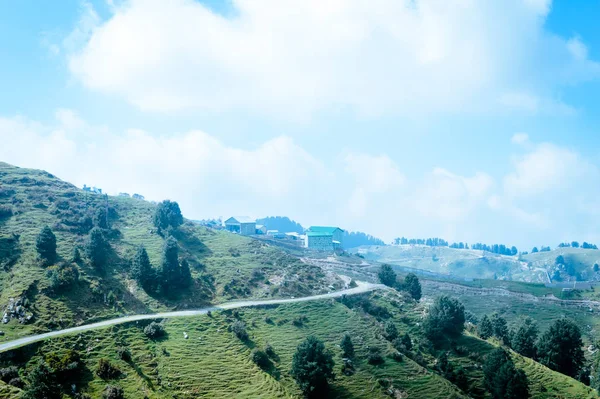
[3,112,600,248]
[511,133,530,145]
[567,37,588,61]
[66,0,600,117]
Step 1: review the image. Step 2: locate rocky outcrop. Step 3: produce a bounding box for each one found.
[2,298,33,324]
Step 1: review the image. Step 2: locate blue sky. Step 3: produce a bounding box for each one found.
[1,0,600,249]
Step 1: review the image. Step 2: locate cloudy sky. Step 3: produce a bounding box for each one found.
[2,0,600,249]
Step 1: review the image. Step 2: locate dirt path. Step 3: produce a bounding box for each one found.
[0,281,386,353]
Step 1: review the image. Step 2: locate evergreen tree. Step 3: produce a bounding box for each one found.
[71,247,82,264]
[377,264,397,287]
[401,333,413,351]
[423,296,465,343]
[131,246,155,289]
[86,227,110,270]
[404,273,422,301]
[491,313,510,344]
[483,348,529,399]
[511,317,538,358]
[385,321,399,341]
[340,334,354,358]
[290,336,335,398]
[537,318,585,379]
[478,315,493,340]
[160,236,180,295]
[36,226,57,265]
[22,363,61,399]
[153,200,184,231]
[93,206,108,229]
[179,259,192,288]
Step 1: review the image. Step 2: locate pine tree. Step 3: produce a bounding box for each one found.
[478,315,493,340]
[404,273,422,301]
[179,259,192,288]
[290,336,335,398]
[537,318,585,378]
[160,236,180,295]
[340,334,354,358]
[511,317,538,358]
[491,313,509,344]
[21,363,61,399]
[385,321,399,341]
[131,246,155,289]
[36,226,57,265]
[86,227,109,270]
[378,264,397,287]
[483,348,529,399]
[71,247,82,264]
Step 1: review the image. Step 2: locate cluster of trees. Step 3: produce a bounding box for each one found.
[478,314,587,383]
[19,350,86,399]
[343,231,385,248]
[559,241,598,249]
[393,237,449,247]
[130,238,192,297]
[483,348,529,399]
[128,199,192,297]
[256,216,304,234]
[449,242,469,249]
[377,265,422,301]
[531,246,551,253]
[471,243,518,256]
[423,295,465,343]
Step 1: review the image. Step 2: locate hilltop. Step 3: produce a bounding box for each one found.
[0,162,340,341]
[352,244,600,283]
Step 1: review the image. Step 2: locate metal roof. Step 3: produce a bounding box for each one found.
[224,216,256,224]
[307,226,343,234]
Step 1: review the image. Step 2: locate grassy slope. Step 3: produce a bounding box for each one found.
[0,290,595,399]
[0,162,340,341]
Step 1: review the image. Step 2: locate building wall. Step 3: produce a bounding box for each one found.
[333,230,344,246]
[240,222,256,236]
[307,235,334,251]
[225,223,241,233]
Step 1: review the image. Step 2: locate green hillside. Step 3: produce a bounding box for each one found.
[0,290,596,398]
[0,162,340,341]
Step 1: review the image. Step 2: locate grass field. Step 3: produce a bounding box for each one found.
[0,290,596,399]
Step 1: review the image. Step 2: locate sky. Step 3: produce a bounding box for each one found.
[1,0,600,249]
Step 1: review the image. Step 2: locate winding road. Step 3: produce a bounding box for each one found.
[0,281,386,353]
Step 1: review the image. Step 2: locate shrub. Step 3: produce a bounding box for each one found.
[46,263,79,292]
[103,385,124,399]
[21,363,60,399]
[45,349,82,382]
[36,226,57,265]
[251,349,272,370]
[0,205,13,219]
[144,322,166,339]
[231,320,249,341]
[0,366,19,383]
[292,316,308,327]
[367,347,385,365]
[265,343,277,359]
[96,359,121,380]
[117,347,131,362]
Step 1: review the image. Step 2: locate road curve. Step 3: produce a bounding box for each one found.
[0,281,386,353]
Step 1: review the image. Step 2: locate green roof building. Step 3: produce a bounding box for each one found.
[306,226,344,251]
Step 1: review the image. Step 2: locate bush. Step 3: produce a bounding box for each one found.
[367,347,385,365]
[265,343,277,359]
[385,321,399,341]
[103,385,124,399]
[292,316,308,327]
[46,262,79,292]
[45,349,82,383]
[231,320,249,341]
[0,205,13,219]
[117,347,131,362]
[36,226,57,265]
[21,363,61,399]
[96,359,121,380]
[251,349,272,370]
[0,366,19,383]
[144,322,166,339]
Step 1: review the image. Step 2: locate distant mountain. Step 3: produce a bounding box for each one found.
[256,216,304,233]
